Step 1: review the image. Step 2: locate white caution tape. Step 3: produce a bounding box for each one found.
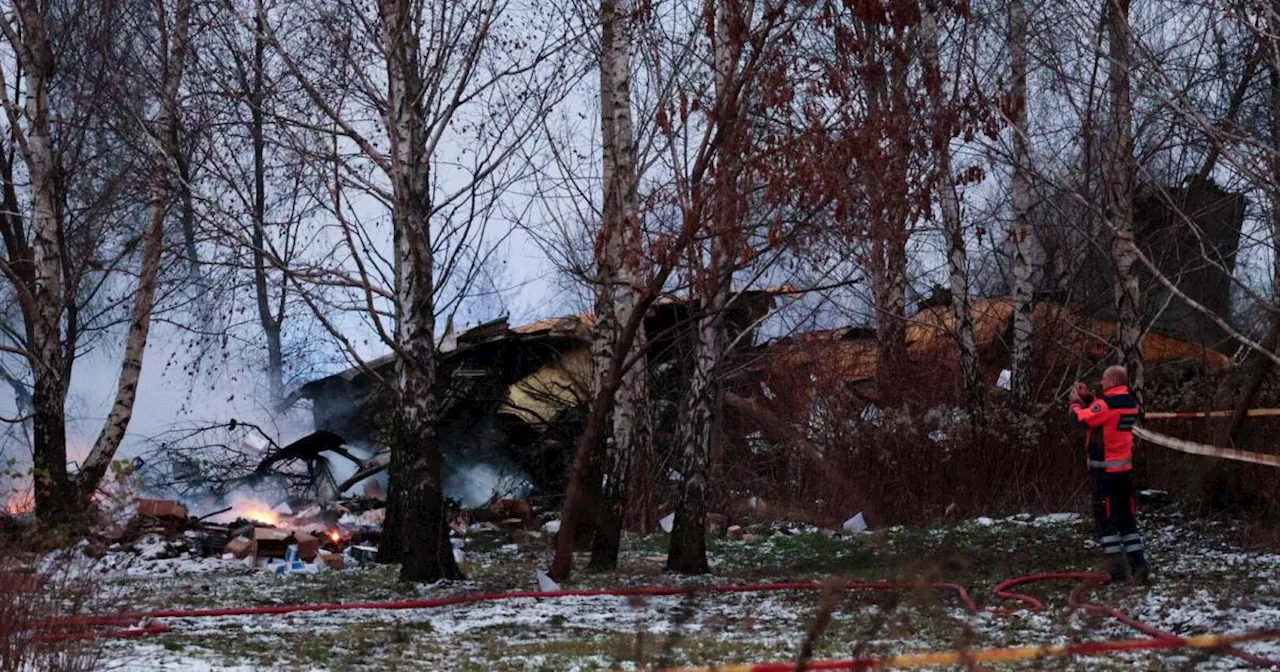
[1144,409,1280,420]
[1134,426,1280,468]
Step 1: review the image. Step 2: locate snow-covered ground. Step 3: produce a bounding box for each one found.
[84,505,1280,670]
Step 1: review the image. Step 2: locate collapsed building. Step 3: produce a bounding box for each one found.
[271,286,1231,508]
[278,174,1247,506]
[284,291,783,504]
[736,298,1232,433]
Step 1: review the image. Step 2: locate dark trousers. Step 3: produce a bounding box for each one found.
[1090,469,1148,574]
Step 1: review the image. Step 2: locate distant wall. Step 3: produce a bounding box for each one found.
[1037,177,1244,347]
[1134,178,1244,345]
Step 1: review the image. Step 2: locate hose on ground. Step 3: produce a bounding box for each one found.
[41,575,1280,667]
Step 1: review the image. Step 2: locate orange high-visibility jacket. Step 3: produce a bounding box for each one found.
[1069,385,1141,472]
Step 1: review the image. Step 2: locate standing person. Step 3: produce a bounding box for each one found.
[1068,365,1151,584]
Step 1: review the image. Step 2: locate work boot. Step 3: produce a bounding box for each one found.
[1129,554,1151,585]
[1106,556,1128,583]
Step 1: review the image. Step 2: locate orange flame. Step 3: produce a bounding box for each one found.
[4,492,32,515]
[328,530,341,543]
[234,499,280,526]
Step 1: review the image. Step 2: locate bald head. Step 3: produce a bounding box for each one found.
[1102,365,1128,389]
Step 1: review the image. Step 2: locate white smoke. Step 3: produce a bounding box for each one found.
[444,461,531,508]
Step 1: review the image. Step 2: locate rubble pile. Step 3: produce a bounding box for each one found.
[55,494,833,580]
[85,496,393,576]
[86,495,562,577]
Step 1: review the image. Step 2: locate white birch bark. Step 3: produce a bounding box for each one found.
[920,6,979,407]
[380,0,461,582]
[1106,0,1144,395]
[589,0,652,569]
[1009,0,1036,405]
[668,0,739,575]
[3,2,70,518]
[77,0,194,501]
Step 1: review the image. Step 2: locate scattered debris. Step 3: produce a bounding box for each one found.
[842,512,868,534]
[224,536,251,559]
[536,570,560,592]
[1139,489,1172,504]
[348,545,378,564]
[136,499,188,520]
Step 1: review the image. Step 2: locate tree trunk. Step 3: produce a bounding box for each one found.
[549,314,640,580]
[10,3,72,521]
[1008,0,1036,405]
[867,23,911,407]
[589,296,652,568]
[76,0,192,503]
[250,14,286,404]
[666,288,725,575]
[667,0,738,575]
[1106,0,1144,396]
[920,5,979,407]
[31,380,69,521]
[588,0,650,571]
[173,124,199,282]
[874,233,909,404]
[380,0,460,583]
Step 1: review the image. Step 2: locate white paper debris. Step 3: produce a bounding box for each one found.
[996,369,1012,390]
[537,570,560,592]
[543,520,561,535]
[660,513,675,533]
[842,512,868,533]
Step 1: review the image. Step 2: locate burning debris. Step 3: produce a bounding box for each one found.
[84,491,567,578]
[91,494,388,575]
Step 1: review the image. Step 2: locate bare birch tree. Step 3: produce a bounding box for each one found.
[76,0,195,500]
[587,0,653,570]
[1104,0,1143,395]
[919,1,980,406]
[255,0,575,581]
[665,0,745,575]
[1007,0,1036,405]
[0,0,192,518]
[548,0,809,580]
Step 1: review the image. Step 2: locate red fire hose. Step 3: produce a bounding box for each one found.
[992,572,1278,667]
[41,576,1280,667]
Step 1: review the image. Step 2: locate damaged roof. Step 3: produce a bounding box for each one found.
[292,286,794,401]
[755,298,1231,387]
